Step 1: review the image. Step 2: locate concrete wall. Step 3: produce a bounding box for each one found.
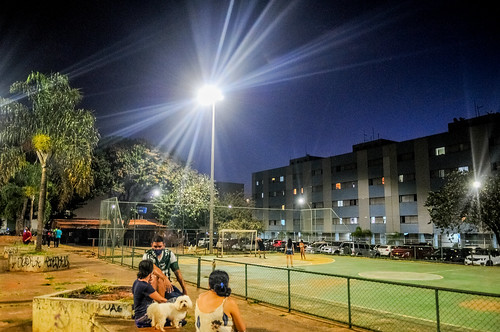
[33,287,133,332]
[8,254,70,272]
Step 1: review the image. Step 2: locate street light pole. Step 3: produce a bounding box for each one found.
[298,197,313,241]
[198,85,223,254]
[209,101,215,254]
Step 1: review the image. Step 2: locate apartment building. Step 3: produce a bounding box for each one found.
[252,113,500,247]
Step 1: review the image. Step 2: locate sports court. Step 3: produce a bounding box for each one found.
[169,251,500,332]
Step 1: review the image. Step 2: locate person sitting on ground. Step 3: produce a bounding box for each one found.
[142,235,188,300]
[22,227,32,245]
[195,270,246,332]
[132,260,168,328]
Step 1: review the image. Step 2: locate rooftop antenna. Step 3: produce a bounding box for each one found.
[474,100,483,117]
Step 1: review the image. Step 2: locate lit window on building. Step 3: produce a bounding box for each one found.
[301,187,304,194]
[335,183,341,189]
[281,219,285,226]
[435,147,445,155]
[280,176,284,182]
[281,205,285,210]
[261,193,264,198]
[458,166,469,172]
[293,188,297,195]
[271,177,276,183]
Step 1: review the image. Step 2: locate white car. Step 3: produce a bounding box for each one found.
[464,249,500,266]
[320,242,343,254]
[376,245,394,257]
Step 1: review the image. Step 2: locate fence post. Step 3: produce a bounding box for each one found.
[435,289,441,332]
[287,269,291,312]
[131,243,135,269]
[121,242,124,265]
[197,257,201,288]
[245,264,248,300]
[347,277,352,328]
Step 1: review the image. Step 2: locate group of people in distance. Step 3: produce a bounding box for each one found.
[22,226,62,247]
[42,226,62,247]
[133,235,246,331]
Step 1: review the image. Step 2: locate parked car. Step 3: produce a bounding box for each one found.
[376,245,394,257]
[305,241,328,254]
[272,239,285,251]
[429,247,471,263]
[391,244,434,259]
[320,241,342,254]
[339,241,371,256]
[464,249,500,266]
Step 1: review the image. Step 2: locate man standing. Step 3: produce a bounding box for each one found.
[257,237,266,259]
[142,235,187,300]
[54,228,62,247]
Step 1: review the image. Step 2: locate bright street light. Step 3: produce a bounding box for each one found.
[197,84,223,254]
[473,181,481,189]
[298,197,314,241]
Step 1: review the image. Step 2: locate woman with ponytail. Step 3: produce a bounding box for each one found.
[195,270,246,332]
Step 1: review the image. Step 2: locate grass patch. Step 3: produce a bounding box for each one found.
[82,284,112,295]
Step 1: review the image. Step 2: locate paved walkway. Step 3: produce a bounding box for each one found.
[0,236,367,331]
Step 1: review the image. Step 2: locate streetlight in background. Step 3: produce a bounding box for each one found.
[298,197,314,241]
[197,84,223,254]
[472,180,485,247]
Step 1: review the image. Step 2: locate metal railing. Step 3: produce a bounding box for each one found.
[98,246,499,332]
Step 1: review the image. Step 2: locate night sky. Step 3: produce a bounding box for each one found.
[1,1,499,194]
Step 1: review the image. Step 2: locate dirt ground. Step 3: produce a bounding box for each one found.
[0,236,367,331]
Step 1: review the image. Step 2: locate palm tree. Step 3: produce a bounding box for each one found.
[0,72,99,250]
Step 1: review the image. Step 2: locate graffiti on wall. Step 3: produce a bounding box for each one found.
[9,254,70,271]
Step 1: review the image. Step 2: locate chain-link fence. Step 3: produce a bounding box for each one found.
[97,242,499,332]
[187,258,499,332]
[97,198,499,331]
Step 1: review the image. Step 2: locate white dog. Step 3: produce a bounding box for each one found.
[147,295,192,330]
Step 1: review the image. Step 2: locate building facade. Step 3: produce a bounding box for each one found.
[252,114,500,247]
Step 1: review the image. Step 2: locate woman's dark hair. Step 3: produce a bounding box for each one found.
[287,238,292,248]
[209,270,231,297]
[138,260,154,279]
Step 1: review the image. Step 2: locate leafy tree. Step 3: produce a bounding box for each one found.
[0,183,24,234]
[470,174,500,244]
[93,138,166,201]
[216,193,263,233]
[425,171,500,243]
[425,171,473,235]
[92,138,214,230]
[0,72,99,250]
[153,166,212,229]
[351,226,372,241]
